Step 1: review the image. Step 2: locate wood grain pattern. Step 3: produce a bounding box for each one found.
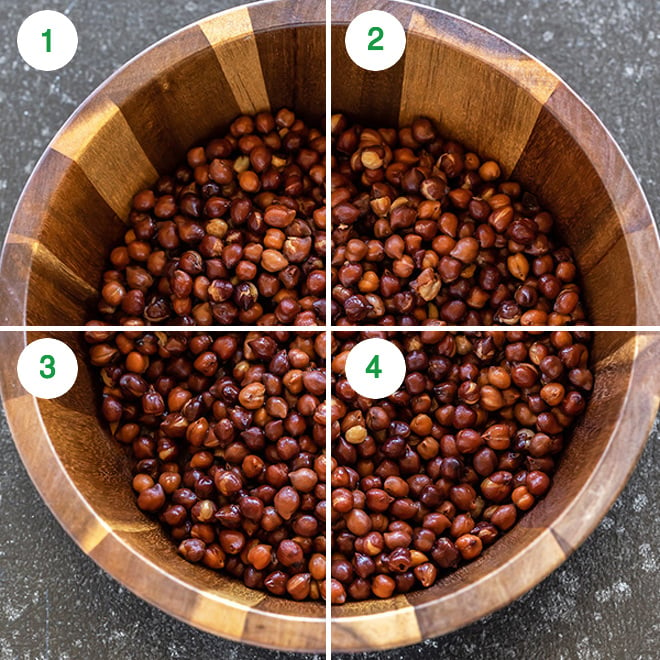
[331,1,660,326]
[332,331,660,651]
[0,151,124,325]
[401,9,557,174]
[251,0,325,125]
[51,96,158,219]
[104,26,241,174]
[0,2,328,650]
[329,0,660,652]
[0,2,326,328]
[199,7,271,115]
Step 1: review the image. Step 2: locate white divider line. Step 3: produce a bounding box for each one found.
[329,325,660,333]
[325,0,333,657]
[0,325,315,333]
[2,326,659,333]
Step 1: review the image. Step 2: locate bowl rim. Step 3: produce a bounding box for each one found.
[332,0,660,327]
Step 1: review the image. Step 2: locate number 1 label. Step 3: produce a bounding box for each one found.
[41,28,51,52]
[17,10,78,71]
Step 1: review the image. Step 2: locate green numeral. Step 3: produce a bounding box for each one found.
[367,26,384,50]
[40,354,56,379]
[366,354,382,378]
[42,28,51,53]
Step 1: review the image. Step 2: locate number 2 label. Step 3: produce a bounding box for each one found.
[367,26,384,50]
[345,10,406,72]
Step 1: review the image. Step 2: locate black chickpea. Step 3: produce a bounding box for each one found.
[331,330,592,601]
[86,328,326,600]
[95,109,326,327]
[331,115,588,326]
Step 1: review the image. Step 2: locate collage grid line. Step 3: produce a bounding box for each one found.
[0,1,658,659]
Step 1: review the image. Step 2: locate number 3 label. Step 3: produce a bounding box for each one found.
[345,338,406,399]
[345,10,406,71]
[17,338,78,399]
[39,354,56,379]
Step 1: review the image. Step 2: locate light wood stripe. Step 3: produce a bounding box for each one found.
[51,96,158,219]
[188,587,266,640]
[406,9,558,104]
[199,8,271,115]
[333,596,422,649]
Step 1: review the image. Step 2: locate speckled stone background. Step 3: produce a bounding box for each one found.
[0,0,658,658]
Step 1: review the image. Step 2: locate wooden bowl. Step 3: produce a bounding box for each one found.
[333,2,660,326]
[0,0,326,327]
[0,1,326,653]
[330,2,660,651]
[1,0,659,654]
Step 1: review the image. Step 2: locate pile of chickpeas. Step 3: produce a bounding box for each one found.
[331,115,586,326]
[330,330,591,602]
[97,110,325,326]
[89,111,593,602]
[87,329,327,600]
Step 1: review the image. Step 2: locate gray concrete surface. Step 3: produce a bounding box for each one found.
[0,0,658,658]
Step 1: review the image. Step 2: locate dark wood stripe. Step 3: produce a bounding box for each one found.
[511,99,633,324]
[105,25,241,174]
[249,0,325,125]
[331,24,404,128]
[251,9,325,125]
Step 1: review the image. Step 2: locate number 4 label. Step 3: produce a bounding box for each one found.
[345,338,406,399]
[366,354,382,378]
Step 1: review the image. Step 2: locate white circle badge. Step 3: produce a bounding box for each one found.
[17,338,79,399]
[345,10,407,72]
[17,10,78,71]
[345,338,406,399]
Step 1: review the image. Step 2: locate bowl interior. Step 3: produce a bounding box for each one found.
[15,328,644,653]
[331,5,659,325]
[1,1,327,652]
[35,331,325,633]
[1,1,326,327]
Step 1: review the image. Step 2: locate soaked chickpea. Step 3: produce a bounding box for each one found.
[87,329,326,600]
[331,330,592,601]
